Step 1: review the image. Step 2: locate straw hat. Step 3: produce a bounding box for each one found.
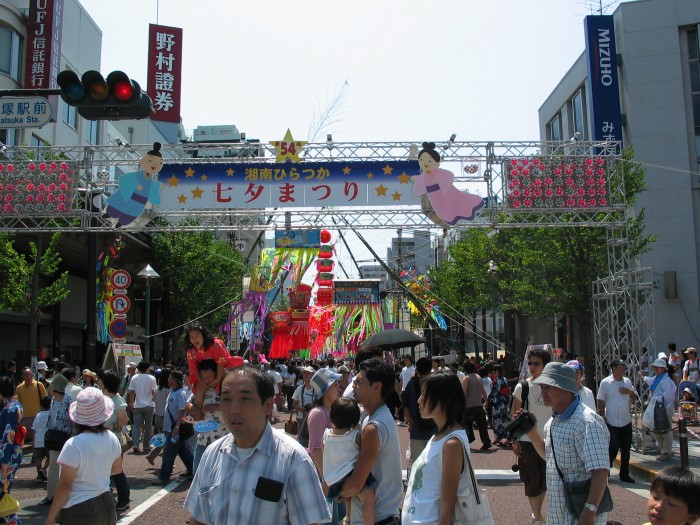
[82,369,97,379]
[69,387,114,427]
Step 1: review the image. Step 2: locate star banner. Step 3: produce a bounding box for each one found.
[158,160,420,210]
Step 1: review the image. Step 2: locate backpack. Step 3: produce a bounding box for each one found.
[518,379,530,411]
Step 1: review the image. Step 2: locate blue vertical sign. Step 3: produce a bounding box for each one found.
[584,15,623,147]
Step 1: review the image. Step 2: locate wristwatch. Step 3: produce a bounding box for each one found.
[584,503,597,513]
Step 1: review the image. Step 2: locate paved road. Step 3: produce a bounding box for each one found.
[13,419,653,525]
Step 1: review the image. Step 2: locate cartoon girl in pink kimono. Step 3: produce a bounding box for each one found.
[411,142,483,225]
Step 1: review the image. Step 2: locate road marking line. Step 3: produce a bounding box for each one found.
[117,479,184,525]
[403,468,520,481]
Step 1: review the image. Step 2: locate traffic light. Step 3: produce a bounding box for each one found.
[56,70,154,121]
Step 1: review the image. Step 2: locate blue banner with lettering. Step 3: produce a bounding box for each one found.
[584,15,623,148]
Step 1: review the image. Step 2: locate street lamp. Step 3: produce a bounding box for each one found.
[137,264,160,361]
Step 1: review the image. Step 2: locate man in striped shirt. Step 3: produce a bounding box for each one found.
[185,367,330,525]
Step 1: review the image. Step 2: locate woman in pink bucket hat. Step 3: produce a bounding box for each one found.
[45,388,123,525]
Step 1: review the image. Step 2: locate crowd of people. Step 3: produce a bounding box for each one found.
[0,334,697,525]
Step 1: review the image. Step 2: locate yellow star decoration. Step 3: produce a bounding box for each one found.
[184,167,195,178]
[201,174,208,181]
[342,166,351,175]
[375,184,388,197]
[270,129,308,163]
[191,187,204,199]
[178,194,187,204]
[168,175,179,187]
[398,172,411,184]
[367,172,375,179]
[392,191,402,201]
[226,168,235,176]
[383,164,393,175]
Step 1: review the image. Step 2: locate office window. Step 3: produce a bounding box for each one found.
[0,26,22,82]
[85,119,99,144]
[62,101,78,130]
[572,89,585,139]
[550,114,562,142]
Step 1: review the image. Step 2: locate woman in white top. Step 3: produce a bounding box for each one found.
[403,372,493,525]
[45,387,122,525]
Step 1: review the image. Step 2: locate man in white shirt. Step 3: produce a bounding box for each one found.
[265,363,284,421]
[683,347,700,384]
[597,359,637,483]
[399,356,415,426]
[128,361,157,453]
[61,367,83,401]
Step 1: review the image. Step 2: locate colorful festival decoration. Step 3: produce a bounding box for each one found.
[104,142,164,227]
[268,310,292,359]
[411,142,484,225]
[0,161,76,215]
[219,265,269,348]
[505,156,611,209]
[270,129,308,164]
[332,280,383,356]
[96,236,128,343]
[288,283,312,351]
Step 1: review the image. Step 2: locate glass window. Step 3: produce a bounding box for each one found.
[550,114,562,142]
[572,89,585,139]
[84,119,99,144]
[62,100,78,130]
[690,28,699,61]
[0,26,22,81]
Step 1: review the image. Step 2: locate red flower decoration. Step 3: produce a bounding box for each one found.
[534,189,542,197]
[60,183,67,191]
[39,163,47,170]
[49,162,57,171]
[48,183,56,192]
[27,183,35,192]
[37,194,45,202]
[586,158,593,165]
[38,184,45,191]
[596,158,605,166]
[524,199,532,207]
[589,198,597,206]
[6,184,13,192]
[544,177,553,186]
[523,189,531,197]
[61,162,68,170]
[58,194,66,202]
[597,178,605,185]
[4,204,12,213]
[28,163,36,171]
[522,168,530,176]
[510,159,518,166]
[545,189,553,196]
[554,168,562,175]
[511,169,519,176]
[598,188,606,195]
[599,198,607,206]
[48,194,56,202]
[556,188,564,196]
[27,195,34,203]
[7,165,14,172]
[533,179,541,187]
[58,203,66,211]
[4,195,11,202]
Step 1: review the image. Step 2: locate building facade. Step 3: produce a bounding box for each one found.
[539,0,700,349]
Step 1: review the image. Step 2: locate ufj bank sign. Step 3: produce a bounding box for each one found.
[584,15,623,148]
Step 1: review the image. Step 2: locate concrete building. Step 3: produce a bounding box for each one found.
[538,0,700,348]
[358,263,389,290]
[386,229,434,278]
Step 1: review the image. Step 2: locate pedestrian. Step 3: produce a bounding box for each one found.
[42,373,75,506]
[461,360,491,450]
[187,360,227,474]
[128,360,157,454]
[339,358,403,525]
[100,370,131,511]
[511,348,552,525]
[292,366,317,448]
[0,376,24,525]
[337,365,351,393]
[640,358,677,461]
[403,357,437,468]
[81,369,97,388]
[596,359,637,483]
[152,370,193,485]
[645,466,700,525]
[403,371,493,525]
[566,360,596,410]
[16,366,48,442]
[185,323,229,395]
[32,395,52,481]
[399,356,415,424]
[147,368,171,466]
[487,364,512,446]
[524,362,612,525]
[184,366,331,525]
[682,347,699,385]
[44,388,122,525]
[61,368,82,401]
[118,362,137,398]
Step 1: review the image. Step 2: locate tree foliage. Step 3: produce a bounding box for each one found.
[151,230,246,337]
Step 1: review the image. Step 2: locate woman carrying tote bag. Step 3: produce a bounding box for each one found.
[640,358,677,461]
[403,372,493,525]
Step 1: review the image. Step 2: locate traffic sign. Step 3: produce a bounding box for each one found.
[0,96,52,128]
[110,269,131,289]
[110,294,131,315]
[109,318,128,339]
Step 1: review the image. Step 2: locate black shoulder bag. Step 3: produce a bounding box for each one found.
[166,396,194,441]
[550,424,613,517]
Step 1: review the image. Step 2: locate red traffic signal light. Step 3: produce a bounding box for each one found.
[56,69,154,121]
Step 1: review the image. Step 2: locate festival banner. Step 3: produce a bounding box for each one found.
[158,160,420,209]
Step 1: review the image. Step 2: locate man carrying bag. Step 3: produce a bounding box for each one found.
[640,358,677,461]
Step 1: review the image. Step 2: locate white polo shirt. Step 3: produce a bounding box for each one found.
[596,374,634,427]
[128,372,157,408]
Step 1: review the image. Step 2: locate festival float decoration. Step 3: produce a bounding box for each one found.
[308,230,336,358]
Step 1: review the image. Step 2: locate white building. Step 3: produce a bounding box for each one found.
[539,0,700,348]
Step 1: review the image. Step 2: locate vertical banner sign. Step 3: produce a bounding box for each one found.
[584,15,623,147]
[147,24,183,123]
[25,0,64,121]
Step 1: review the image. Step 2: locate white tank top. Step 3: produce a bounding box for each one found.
[402,429,471,524]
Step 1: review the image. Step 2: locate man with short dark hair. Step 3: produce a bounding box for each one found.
[462,360,491,450]
[185,367,329,525]
[128,360,157,453]
[61,367,82,400]
[16,367,47,442]
[597,359,637,483]
[404,357,436,467]
[340,358,402,524]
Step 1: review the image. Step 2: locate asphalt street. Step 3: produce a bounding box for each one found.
[13,419,653,525]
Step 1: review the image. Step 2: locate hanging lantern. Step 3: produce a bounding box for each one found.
[320,230,332,243]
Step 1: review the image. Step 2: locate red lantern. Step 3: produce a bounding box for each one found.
[320,230,331,243]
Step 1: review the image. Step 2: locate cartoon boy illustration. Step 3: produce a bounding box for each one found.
[411,141,483,225]
[105,142,164,227]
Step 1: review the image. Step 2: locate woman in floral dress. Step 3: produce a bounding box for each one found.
[0,376,24,524]
[487,365,512,446]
